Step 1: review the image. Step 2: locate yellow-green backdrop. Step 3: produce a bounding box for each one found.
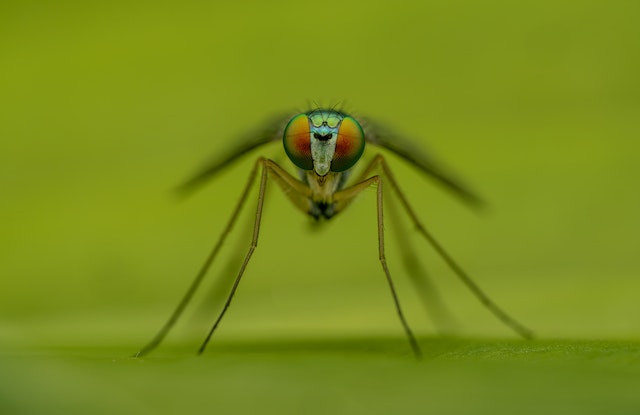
[1,1,639,414]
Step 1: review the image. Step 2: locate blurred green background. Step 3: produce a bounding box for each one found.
[1,0,639,414]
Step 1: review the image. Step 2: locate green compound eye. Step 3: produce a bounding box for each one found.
[331,116,365,172]
[283,114,313,170]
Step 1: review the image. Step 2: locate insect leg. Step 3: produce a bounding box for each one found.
[335,177,423,358]
[371,154,534,339]
[133,158,263,358]
[197,159,313,354]
[340,157,459,333]
[386,194,460,334]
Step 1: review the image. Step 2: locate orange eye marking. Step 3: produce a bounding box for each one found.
[332,116,365,172]
[283,114,313,170]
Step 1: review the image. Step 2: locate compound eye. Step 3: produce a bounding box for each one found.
[283,114,313,170]
[331,116,365,172]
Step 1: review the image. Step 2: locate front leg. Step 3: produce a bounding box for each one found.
[334,174,423,358]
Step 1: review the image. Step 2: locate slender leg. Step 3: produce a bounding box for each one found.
[375,178,423,358]
[386,195,460,334]
[197,158,315,354]
[346,159,460,334]
[196,160,269,354]
[133,159,264,358]
[369,154,534,339]
[335,177,422,358]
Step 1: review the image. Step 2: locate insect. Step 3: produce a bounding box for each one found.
[134,107,533,358]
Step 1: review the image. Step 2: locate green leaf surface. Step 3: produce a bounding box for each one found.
[3,339,640,415]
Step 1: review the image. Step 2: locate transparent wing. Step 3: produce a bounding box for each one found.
[177,114,290,195]
[363,119,484,207]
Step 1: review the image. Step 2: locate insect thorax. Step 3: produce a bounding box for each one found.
[304,170,348,220]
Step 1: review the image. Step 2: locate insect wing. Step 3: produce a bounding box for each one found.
[363,119,484,207]
[178,114,290,194]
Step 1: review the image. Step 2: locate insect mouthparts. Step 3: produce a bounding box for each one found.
[313,132,333,141]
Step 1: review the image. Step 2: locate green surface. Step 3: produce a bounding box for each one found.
[1,0,639,414]
[3,340,640,415]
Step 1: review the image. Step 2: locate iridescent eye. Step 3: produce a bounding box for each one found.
[331,116,365,172]
[283,114,313,170]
